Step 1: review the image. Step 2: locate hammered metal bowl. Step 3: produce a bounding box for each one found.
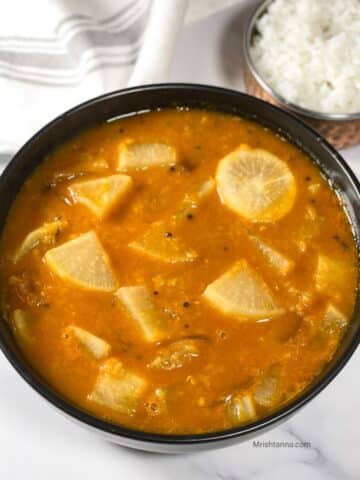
[243,0,360,150]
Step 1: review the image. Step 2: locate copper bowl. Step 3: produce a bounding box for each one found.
[243,0,360,150]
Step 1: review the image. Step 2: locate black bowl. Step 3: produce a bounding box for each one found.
[0,84,359,453]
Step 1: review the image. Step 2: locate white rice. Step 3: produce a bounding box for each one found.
[250,0,360,114]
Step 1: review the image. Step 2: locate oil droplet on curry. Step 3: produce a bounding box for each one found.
[0,109,357,434]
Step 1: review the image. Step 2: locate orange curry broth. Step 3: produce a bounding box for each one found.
[0,108,357,434]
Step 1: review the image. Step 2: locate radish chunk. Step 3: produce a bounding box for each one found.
[68,174,133,219]
[65,325,111,360]
[171,178,215,224]
[148,339,202,370]
[254,365,282,407]
[45,231,117,292]
[13,219,67,263]
[178,177,215,212]
[194,177,216,200]
[249,235,294,275]
[12,309,32,341]
[129,221,198,263]
[88,358,146,415]
[227,394,257,424]
[315,254,350,297]
[118,142,177,171]
[115,286,170,342]
[76,157,109,173]
[321,303,348,334]
[203,259,284,320]
[216,145,296,222]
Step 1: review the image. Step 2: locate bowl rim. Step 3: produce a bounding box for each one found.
[0,82,360,447]
[243,0,360,122]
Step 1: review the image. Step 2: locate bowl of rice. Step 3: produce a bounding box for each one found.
[243,0,360,149]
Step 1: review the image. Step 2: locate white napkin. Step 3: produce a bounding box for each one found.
[0,0,240,157]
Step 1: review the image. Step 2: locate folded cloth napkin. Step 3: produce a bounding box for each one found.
[0,0,240,158]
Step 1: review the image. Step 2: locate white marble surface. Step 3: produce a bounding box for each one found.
[1,2,360,479]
